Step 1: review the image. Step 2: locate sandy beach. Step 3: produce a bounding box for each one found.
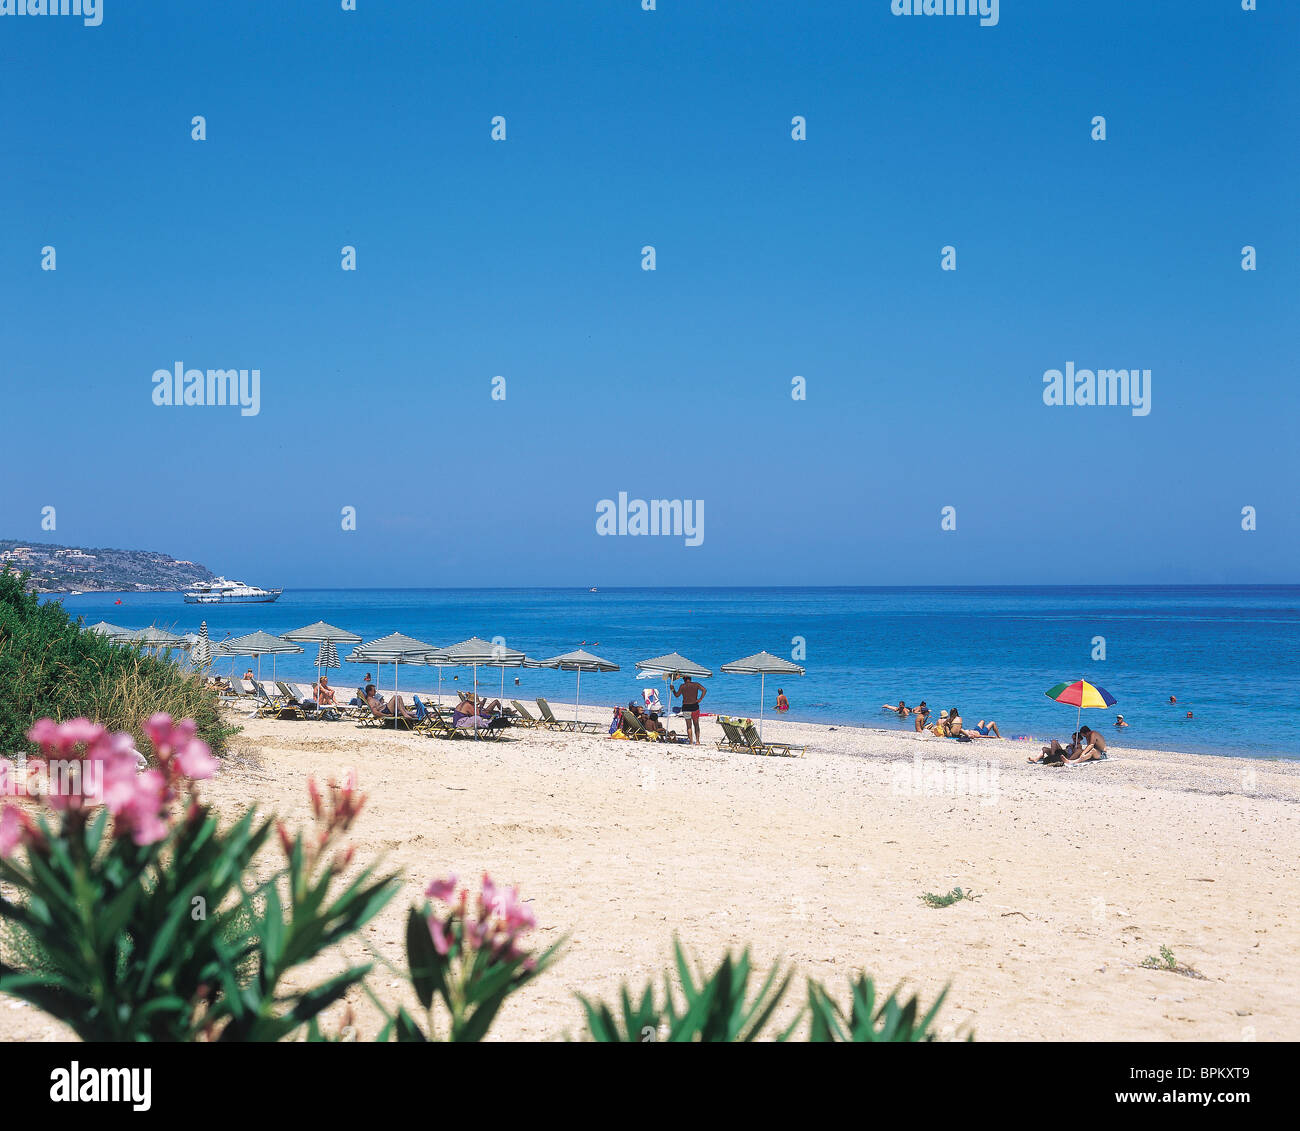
[4,699,1298,1042]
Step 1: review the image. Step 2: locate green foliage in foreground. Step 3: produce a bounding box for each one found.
[0,568,234,759]
[0,803,400,1041]
[576,940,954,1042]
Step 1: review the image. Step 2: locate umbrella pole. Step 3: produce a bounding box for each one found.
[473,664,479,740]
[759,672,765,742]
[575,668,581,727]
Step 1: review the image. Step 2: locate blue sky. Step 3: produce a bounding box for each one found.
[1,0,1295,586]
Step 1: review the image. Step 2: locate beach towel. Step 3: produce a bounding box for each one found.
[642,688,663,714]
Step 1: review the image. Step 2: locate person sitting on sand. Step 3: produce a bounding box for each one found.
[775,689,789,713]
[928,710,955,737]
[1065,726,1107,762]
[365,684,415,722]
[913,701,931,731]
[1028,735,1079,765]
[1115,714,1128,728]
[315,675,337,706]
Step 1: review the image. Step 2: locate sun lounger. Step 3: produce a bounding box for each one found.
[511,700,542,728]
[739,721,802,758]
[537,698,602,734]
[618,708,652,740]
[437,703,511,739]
[355,694,415,729]
[410,696,460,739]
[715,718,750,752]
[252,680,301,720]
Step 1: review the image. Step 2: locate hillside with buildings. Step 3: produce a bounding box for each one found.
[0,540,216,593]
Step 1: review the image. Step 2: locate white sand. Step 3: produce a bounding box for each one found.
[3,700,1297,1042]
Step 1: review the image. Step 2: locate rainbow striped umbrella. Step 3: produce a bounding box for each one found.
[1045,679,1117,735]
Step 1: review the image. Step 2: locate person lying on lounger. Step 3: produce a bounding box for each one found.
[452,694,510,730]
[365,684,415,722]
[1064,726,1107,762]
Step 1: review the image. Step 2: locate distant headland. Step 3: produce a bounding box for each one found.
[0,540,215,594]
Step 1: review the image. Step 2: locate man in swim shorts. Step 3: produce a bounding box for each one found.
[670,673,707,745]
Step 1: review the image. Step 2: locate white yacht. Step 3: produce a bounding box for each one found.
[183,577,283,604]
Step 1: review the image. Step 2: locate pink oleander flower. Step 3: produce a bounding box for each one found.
[28,717,106,757]
[21,714,215,844]
[114,769,169,846]
[143,713,198,763]
[173,738,218,780]
[426,874,458,904]
[429,917,452,956]
[0,804,46,859]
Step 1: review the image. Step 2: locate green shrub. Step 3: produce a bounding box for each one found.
[0,568,233,759]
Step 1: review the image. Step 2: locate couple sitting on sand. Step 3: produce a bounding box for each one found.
[1028,726,1107,765]
[926,707,1001,740]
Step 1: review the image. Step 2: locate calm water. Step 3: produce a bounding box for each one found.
[49,586,1300,760]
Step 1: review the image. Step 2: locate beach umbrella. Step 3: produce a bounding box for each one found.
[533,649,619,727]
[720,651,805,741]
[118,627,192,662]
[427,638,527,734]
[86,621,129,639]
[1044,679,1117,738]
[217,629,303,683]
[190,620,214,673]
[635,652,712,723]
[309,638,341,698]
[283,621,362,694]
[346,632,440,712]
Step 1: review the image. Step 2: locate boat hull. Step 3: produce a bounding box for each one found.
[184,590,282,604]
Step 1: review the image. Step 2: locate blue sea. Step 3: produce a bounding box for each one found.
[47,586,1300,760]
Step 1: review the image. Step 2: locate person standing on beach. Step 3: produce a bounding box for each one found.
[670,673,707,745]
